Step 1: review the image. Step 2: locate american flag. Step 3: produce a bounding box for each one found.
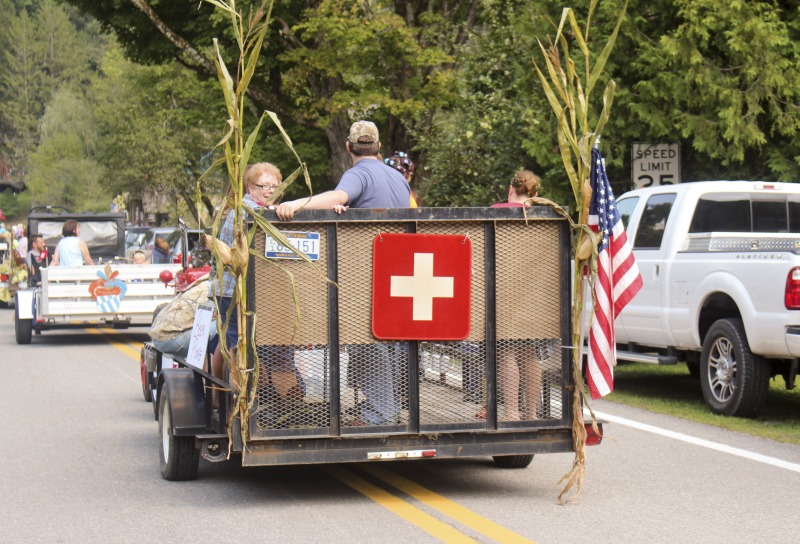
[586,148,643,399]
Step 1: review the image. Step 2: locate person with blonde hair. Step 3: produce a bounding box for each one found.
[210,162,283,405]
[477,169,545,420]
[492,169,541,208]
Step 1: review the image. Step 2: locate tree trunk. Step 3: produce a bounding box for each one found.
[322,113,352,189]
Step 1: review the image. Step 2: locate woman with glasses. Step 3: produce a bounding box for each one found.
[210,162,283,406]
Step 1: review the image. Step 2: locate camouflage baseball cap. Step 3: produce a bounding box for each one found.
[348,120,379,144]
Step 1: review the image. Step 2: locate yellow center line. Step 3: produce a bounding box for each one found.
[87,327,143,361]
[94,331,527,543]
[362,465,536,544]
[325,466,478,544]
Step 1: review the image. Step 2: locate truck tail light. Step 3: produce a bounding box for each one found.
[0,273,8,281]
[785,268,800,309]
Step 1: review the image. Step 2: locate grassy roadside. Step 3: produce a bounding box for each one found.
[601,362,800,446]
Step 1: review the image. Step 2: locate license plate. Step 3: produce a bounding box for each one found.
[265,231,320,261]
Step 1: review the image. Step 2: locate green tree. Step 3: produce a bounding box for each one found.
[26,88,108,211]
[624,0,800,181]
[0,0,108,185]
[58,0,479,187]
[92,45,228,223]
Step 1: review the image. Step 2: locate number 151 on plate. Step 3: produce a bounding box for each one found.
[264,231,320,261]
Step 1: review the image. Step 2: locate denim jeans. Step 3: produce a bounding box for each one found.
[349,344,399,425]
[152,323,218,360]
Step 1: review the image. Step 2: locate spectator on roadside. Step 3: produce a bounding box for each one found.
[51,220,93,266]
[15,224,28,256]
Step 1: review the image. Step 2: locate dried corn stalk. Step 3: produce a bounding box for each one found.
[533,0,628,503]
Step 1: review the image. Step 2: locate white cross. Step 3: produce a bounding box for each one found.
[390,253,454,321]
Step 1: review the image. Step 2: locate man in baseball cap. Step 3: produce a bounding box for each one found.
[275,120,410,220]
[275,119,411,427]
[348,120,379,144]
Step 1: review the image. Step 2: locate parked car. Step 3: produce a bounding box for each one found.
[125,226,178,263]
[125,226,150,254]
[164,227,206,264]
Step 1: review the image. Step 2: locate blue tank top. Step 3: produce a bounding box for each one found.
[57,236,84,266]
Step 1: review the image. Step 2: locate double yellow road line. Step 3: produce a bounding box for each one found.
[327,464,535,543]
[98,328,536,544]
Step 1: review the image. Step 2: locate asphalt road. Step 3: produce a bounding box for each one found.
[1,314,799,544]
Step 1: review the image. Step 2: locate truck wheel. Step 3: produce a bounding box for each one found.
[158,384,200,481]
[14,309,32,345]
[700,318,769,417]
[492,454,534,469]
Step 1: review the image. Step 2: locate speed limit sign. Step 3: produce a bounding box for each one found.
[631,143,680,187]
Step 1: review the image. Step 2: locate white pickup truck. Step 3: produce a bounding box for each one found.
[614,181,800,417]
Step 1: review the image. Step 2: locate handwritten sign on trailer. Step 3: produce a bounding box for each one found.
[265,231,320,261]
[631,142,681,188]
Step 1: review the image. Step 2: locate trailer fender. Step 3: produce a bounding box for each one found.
[16,290,35,319]
[157,368,208,436]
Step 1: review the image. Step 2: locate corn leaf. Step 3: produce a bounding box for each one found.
[587,0,628,98]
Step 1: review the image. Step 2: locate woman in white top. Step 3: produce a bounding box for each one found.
[51,219,94,266]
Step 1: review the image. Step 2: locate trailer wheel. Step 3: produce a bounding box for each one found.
[140,349,153,403]
[700,318,769,417]
[14,308,32,345]
[158,384,200,481]
[492,454,534,469]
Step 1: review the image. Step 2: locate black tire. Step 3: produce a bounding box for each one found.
[492,454,534,469]
[140,348,153,402]
[158,383,200,481]
[14,308,32,345]
[700,318,769,417]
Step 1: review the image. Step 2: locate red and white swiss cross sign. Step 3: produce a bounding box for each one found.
[372,233,472,340]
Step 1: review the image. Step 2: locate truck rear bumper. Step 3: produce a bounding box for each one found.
[227,429,577,467]
[785,326,800,357]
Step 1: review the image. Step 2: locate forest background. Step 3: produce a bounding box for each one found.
[1,0,798,226]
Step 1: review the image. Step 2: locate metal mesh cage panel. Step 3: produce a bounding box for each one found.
[416,222,487,426]
[337,223,408,430]
[251,227,331,434]
[495,221,564,423]
[243,213,569,438]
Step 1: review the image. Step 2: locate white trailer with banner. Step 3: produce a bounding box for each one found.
[14,209,180,344]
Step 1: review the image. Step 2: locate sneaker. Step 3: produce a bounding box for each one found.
[345,418,367,427]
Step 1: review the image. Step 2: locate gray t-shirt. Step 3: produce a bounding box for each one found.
[336,159,411,209]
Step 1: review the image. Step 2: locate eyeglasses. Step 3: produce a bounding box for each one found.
[254,184,279,191]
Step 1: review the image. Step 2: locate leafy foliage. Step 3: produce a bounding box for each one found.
[2,0,800,219]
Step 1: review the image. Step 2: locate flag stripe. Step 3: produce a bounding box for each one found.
[586,148,643,399]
